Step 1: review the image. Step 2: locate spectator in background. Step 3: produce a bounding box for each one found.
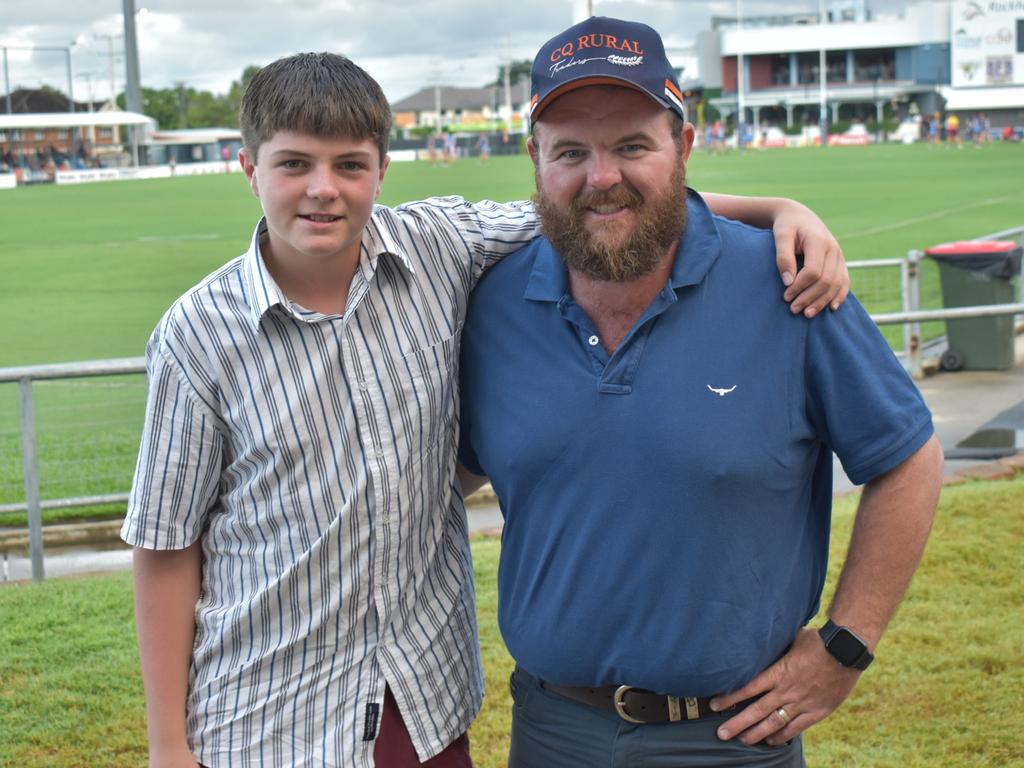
[945,113,961,148]
[476,133,491,164]
[927,113,942,147]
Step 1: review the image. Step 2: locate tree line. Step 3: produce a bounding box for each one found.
[116,65,260,130]
[112,59,534,131]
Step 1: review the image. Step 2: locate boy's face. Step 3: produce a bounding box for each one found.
[239,131,388,270]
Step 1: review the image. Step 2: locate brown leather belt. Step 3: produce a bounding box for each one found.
[541,681,742,724]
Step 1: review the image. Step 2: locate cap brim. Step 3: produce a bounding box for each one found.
[531,76,677,122]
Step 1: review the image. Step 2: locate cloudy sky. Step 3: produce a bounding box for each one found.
[3,0,910,105]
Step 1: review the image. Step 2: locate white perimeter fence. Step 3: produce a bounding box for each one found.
[2,228,1022,581]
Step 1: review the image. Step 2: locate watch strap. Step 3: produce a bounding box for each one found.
[819,619,874,670]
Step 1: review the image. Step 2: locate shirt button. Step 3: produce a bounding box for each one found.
[588,335,600,347]
[358,380,369,391]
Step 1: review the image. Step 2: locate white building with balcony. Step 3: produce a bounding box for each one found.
[698,0,1024,135]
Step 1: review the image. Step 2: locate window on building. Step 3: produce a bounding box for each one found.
[853,49,895,81]
[98,127,113,139]
[827,52,847,84]
[796,52,819,85]
[11,130,24,141]
[771,54,791,86]
[1018,20,1024,53]
[34,130,46,140]
[56,129,69,139]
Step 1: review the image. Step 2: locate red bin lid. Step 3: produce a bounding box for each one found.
[925,240,1020,255]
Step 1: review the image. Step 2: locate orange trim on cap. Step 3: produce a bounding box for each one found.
[532,77,660,120]
[664,79,683,101]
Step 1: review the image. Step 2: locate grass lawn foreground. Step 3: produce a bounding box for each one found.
[1,475,1022,767]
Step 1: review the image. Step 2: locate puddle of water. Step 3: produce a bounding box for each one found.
[946,428,1024,460]
[0,507,506,583]
[2,541,132,582]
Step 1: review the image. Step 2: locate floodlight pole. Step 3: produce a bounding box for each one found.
[123,0,143,167]
[2,47,10,114]
[737,0,746,147]
[573,0,592,23]
[819,0,828,146]
[122,0,143,113]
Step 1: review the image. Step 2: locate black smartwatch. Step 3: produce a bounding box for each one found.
[818,619,874,670]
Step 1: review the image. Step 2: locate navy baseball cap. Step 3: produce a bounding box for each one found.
[530,16,685,122]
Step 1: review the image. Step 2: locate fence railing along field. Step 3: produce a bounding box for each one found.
[2,229,1023,581]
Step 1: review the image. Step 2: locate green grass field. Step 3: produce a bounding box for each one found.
[0,143,1022,519]
[2,143,1022,366]
[1,475,1023,766]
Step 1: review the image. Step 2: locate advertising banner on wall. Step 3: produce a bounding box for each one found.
[951,0,1024,87]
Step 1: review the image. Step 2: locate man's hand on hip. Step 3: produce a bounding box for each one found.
[709,628,861,747]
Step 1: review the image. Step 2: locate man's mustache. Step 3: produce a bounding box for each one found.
[572,184,643,213]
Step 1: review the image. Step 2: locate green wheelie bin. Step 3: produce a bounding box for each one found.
[925,240,1022,371]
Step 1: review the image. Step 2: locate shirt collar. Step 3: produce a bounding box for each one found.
[523,189,722,303]
[241,208,416,331]
[243,218,287,329]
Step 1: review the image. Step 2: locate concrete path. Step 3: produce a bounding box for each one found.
[833,331,1024,493]
[3,333,1022,582]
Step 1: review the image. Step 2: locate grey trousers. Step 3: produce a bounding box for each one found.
[508,667,806,768]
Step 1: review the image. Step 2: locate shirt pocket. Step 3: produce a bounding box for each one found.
[399,329,460,452]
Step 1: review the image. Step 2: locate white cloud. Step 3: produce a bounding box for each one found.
[2,0,918,102]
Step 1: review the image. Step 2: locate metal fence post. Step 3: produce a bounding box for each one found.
[899,257,911,357]
[18,377,45,581]
[906,250,923,380]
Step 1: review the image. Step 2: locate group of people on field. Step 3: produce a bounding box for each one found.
[928,111,1000,147]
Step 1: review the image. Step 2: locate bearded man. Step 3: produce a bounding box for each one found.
[457,16,943,768]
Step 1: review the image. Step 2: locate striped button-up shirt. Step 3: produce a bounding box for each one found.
[122,197,538,767]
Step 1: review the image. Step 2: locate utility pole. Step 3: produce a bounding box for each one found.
[503,36,513,135]
[96,34,120,105]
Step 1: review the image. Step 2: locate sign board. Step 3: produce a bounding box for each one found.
[951,0,1024,87]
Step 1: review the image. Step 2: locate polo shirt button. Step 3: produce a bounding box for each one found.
[358,380,369,391]
[588,335,599,347]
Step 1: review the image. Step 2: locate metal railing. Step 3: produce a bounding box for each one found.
[847,225,1024,378]
[2,228,1022,581]
[1,358,144,581]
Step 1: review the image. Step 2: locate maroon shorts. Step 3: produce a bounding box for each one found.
[373,687,473,767]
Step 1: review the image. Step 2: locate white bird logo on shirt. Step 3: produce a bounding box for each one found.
[707,385,737,397]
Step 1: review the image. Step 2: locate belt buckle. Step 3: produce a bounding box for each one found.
[614,685,698,723]
[612,685,646,724]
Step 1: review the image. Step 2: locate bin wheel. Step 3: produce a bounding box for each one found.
[941,349,964,372]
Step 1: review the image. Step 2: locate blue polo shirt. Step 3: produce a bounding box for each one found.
[458,191,933,697]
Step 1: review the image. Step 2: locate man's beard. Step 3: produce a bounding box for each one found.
[534,157,688,282]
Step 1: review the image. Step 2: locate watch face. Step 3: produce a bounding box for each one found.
[829,628,866,664]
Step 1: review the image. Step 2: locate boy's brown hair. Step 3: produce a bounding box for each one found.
[240,52,392,162]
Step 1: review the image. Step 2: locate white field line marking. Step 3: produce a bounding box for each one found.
[137,233,222,242]
[101,233,223,246]
[840,197,1012,239]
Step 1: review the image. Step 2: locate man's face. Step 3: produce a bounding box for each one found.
[529,86,694,282]
[239,131,388,270]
